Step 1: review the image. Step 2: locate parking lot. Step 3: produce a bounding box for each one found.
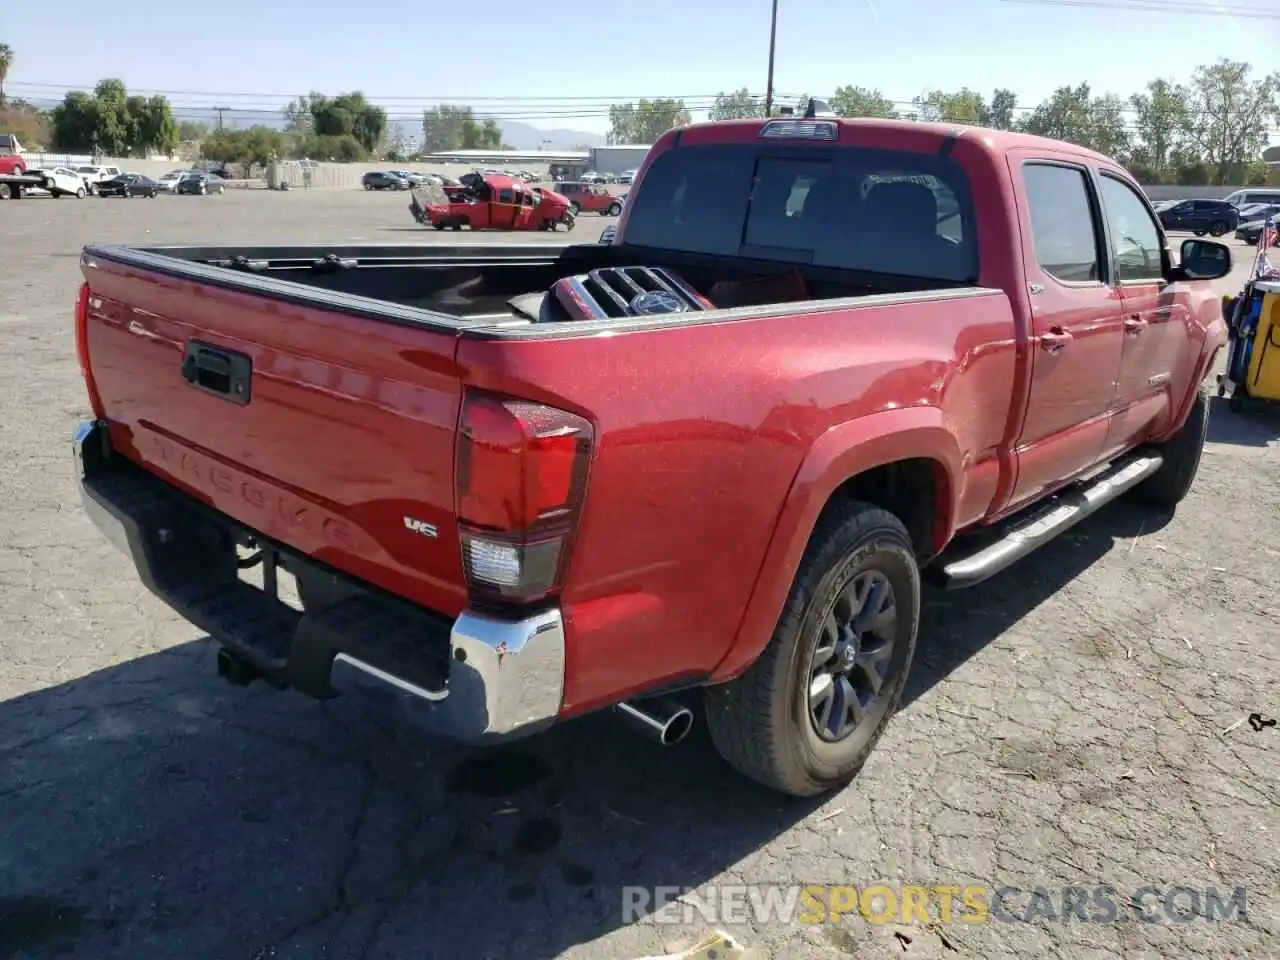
[1,190,1277,960]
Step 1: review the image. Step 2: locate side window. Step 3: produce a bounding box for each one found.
[1022,163,1101,284]
[1098,175,1163,283]
[497,188,514,204]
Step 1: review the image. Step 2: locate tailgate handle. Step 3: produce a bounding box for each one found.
[182,340,252,405]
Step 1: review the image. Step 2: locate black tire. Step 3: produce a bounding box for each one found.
[705,502,919,797]
[569,201,581,215]
[0,183,11,200]
[76,187,86,199]
[1193,229,1206,237]
[433,222,446,231]
[1209,221,1228,238]
[1134,385,1209,509]
[451,221,464,231]
[607,203,622,216]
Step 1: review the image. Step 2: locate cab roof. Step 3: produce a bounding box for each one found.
[668,116,1118,167]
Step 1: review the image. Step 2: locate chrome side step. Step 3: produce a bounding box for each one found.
[937,452,1164,590]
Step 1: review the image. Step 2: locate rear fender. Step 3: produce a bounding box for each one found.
[709,406,962,683]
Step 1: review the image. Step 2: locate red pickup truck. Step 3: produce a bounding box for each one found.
[73,110,1230,797]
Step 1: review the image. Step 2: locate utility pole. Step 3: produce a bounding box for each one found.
[214,106,229,131]
[763,0,779,117]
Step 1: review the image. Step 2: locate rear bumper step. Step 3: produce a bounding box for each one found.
[72,419,565,744]
[935,450,1164,590]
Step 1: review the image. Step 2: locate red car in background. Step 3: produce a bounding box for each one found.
[556,181,625,216]
[409,174,575,231]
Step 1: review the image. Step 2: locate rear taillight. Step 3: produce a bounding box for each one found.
[456,390,593,605]
[75,282,105,419]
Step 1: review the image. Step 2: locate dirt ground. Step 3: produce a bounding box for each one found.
[0,190,1277,960]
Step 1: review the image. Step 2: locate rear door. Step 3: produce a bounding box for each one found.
[1095,171,1190,455]
[1006,156,1126,509]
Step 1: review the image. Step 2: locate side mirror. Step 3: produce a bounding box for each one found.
[1175,238,1232,281]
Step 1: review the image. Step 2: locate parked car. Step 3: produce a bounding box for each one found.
[1155,198,1239,237]
[362,171,410,191]
[617,169,637,185]
[96,173,160,198]
[75,165,122,193]
[71,110,1230,798]
[28,166,89,198]
[389,170,430,186]
[1234,205,1280,245]
[556,181,624,216]
[175,173,227,196]
[156,170,193,193]
[1223,188,1280,211]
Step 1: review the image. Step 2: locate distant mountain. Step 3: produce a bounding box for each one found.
[493,120,604,151]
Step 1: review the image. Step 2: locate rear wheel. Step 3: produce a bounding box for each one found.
[1134,385,1209,509]
[433,222,446,231]
[76,187,86,199]
[1193,229,1207,237]
[705,502,919,797]
[607,203,622,216]
[1209,221,1228,237]
[0,183,11,200]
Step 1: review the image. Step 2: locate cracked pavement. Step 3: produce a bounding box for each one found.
[1,191,1277,960]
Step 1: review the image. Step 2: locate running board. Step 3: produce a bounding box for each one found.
[935,451,1164,590]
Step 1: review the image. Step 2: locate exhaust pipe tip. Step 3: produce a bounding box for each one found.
[615,697,694,747]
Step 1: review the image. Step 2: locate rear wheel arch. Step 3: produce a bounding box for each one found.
[711,413,962,685]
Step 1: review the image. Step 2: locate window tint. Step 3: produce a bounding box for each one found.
[1022,163,1100,283]
[1098,175,1163,282]
[497,188,514,203]
[622,143,977,282]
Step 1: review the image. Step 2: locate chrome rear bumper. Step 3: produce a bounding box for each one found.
[73,419,565,743]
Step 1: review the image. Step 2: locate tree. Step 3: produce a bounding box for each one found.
[710,88,765,121]
[134,96,180,156]
[283,92,323,134]
[829,86,898,119]
[0,43,13,107]
[0,100,50,149]
[988,89,1018,130]
[912,88,988,125]
[177,121,208,141]
[420,105,503,153]
[50,91,103,153]
[201,125,288,167]
[1128,79,1189,181]
[607,99,691,144]
[305,92,386,155]
[1182,59,1278,185]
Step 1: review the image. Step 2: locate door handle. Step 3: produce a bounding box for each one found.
[1040,328,1072,353]
[1124,316,1148,336]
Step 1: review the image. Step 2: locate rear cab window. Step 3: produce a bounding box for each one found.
[621,141,978,284]
[1020,162,1103,284]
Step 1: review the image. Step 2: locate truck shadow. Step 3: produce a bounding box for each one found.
[906,499,1172,706]
[0,502,1171,960]
[1206,396,1280,447]
[0,642,820,959]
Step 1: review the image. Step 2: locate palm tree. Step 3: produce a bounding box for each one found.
[0,44,12,107]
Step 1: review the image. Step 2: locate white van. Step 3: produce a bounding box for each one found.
[1223,188,1280,210]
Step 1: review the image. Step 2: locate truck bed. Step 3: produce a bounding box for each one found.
[85,242,974,335]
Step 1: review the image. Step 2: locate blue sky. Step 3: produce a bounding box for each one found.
[3,0,1275,137]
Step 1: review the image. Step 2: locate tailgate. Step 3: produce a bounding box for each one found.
[81,257,469,617]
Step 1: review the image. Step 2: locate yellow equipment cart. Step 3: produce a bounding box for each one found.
[1223,280,1280,413]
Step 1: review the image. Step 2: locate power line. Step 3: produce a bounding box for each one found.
[997,0,1280,18]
